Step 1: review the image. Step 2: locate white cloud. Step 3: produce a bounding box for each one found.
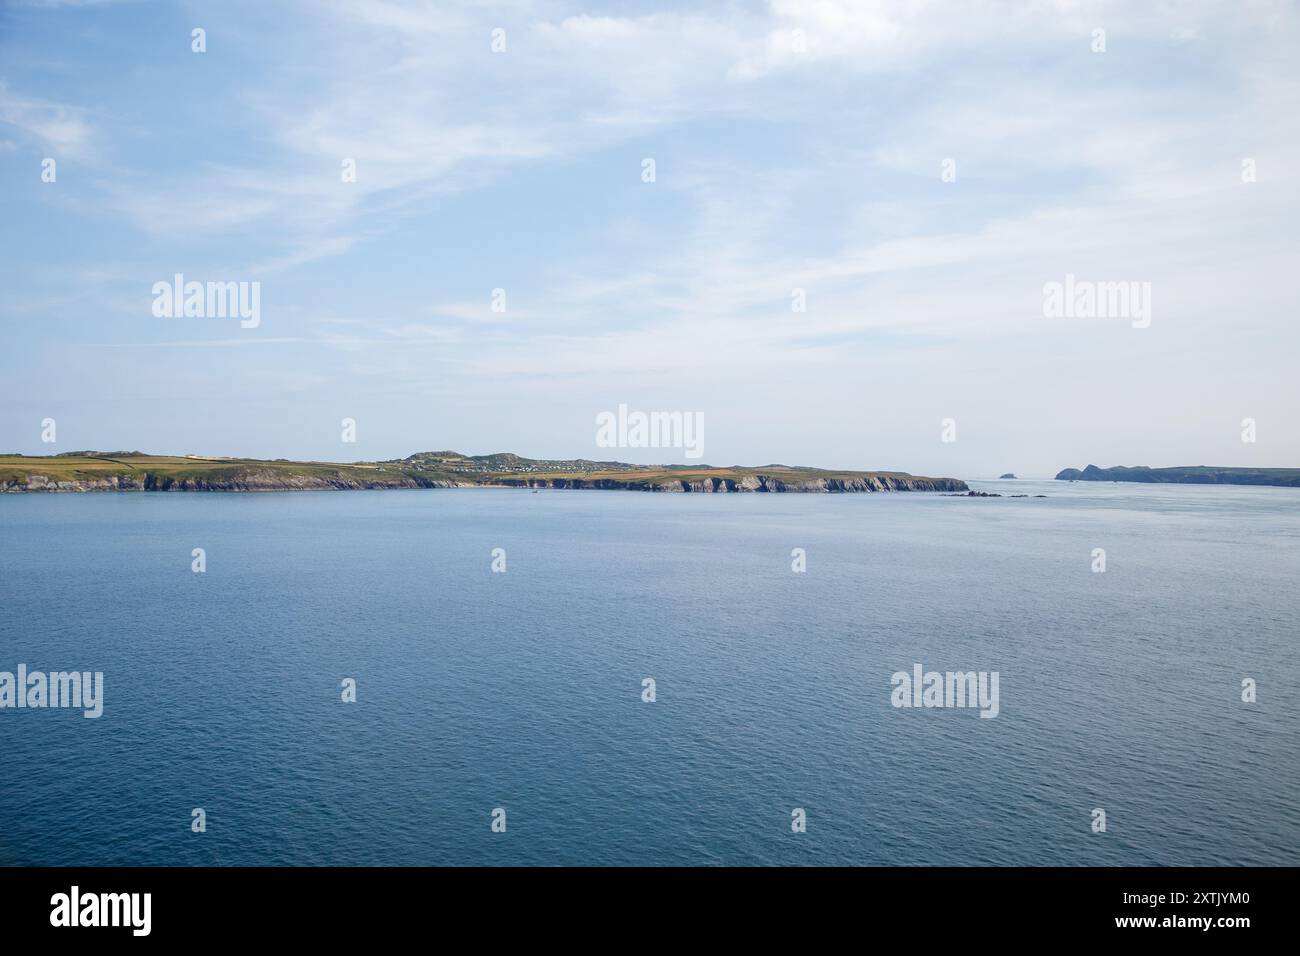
[0,81,92,157]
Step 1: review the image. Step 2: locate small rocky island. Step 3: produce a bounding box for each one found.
[1,451,969,495]
[999,473,1017,479]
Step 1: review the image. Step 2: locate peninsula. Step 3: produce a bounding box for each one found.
[1055,464,1300,488]
[1,451,969,494]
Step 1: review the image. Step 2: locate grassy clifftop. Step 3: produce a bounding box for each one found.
[0,451,968,494]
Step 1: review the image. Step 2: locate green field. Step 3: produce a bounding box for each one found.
[0,453,395,485]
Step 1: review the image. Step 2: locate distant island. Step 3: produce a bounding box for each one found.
[999,473,1017,479]
[0,451,969,494]
[1055,464,1300,488]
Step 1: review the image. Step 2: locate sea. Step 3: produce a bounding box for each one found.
[1,479,1296,866]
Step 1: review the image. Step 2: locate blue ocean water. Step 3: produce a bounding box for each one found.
[0,480,1297,866]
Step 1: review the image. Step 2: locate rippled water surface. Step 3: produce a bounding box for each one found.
[1,480,1297,865]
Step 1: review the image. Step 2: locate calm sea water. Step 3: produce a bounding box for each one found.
[1,480,1297,866]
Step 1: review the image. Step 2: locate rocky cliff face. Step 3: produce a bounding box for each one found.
[2,473,469,493]
[4,470,966,494]
[495,474,968,493]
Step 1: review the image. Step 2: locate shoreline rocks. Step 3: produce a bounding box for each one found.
[495,474,968,493]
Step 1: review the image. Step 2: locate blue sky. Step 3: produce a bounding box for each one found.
[2,0,1298,477]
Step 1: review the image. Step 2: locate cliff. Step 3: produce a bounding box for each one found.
[7,472,468,493]
[1,452,968,495]
[494,473,966,493]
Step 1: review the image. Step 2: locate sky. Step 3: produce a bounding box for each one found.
[1,0,1298,478]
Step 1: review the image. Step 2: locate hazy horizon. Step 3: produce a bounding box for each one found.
[3,0,1298,477]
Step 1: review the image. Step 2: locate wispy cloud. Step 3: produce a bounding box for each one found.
[0,80,92,157]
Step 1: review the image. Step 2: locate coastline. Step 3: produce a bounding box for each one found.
[0,453,969,495]
[1,473,969,494]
